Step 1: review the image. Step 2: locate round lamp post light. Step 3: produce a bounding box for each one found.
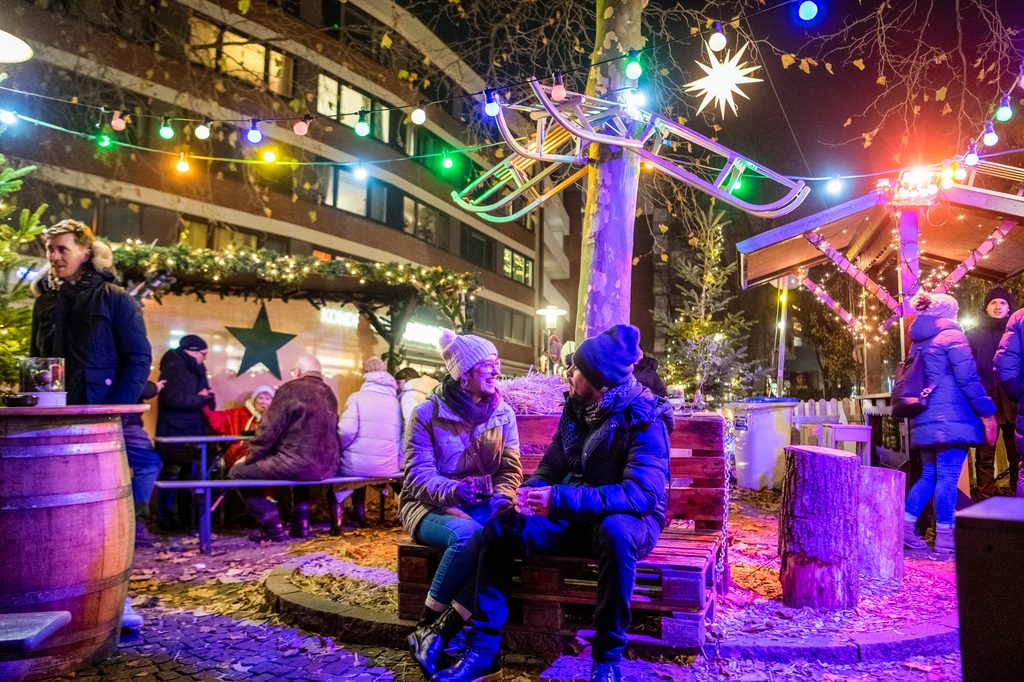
[0,29,33,63]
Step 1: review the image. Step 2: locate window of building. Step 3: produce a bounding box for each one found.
[187,17,293,96]
[460,225,495,271]
[402,196,451,248]
[316,74,390,143]
[502,247,534,287]
[368,183,388,224]
[471,299,500,337]
[503,309,534,346]
[213,225,258,251]
[324,166,368,216]
[317,74,340,117]
[100,199,142,243]
[179,218,209,249]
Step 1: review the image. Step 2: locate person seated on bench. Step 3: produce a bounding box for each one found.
[229,354,341,541]
[401,331,522,676]
[337,357,402,527]
[203,385,276,470]
[435,325,672,682]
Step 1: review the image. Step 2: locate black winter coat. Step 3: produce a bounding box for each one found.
[31,266,151,406]
[526,383,673,529]
[967,314,1015,424]
[156,348,212,437]
[633,356,668,397]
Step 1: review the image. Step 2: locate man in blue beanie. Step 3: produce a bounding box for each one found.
[434,324,673,682]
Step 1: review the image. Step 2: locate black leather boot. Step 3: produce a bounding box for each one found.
[290,502,310,538]
[249,521,287,543]
[408,607,465,675]
[330,502,344,536]
[431,649,501,682]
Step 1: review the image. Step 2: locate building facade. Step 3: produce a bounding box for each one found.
[1,0,576,404]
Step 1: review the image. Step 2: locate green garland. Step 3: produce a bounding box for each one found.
[111,241,480,326]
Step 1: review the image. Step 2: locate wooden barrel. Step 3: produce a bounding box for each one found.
[0,405,145,682]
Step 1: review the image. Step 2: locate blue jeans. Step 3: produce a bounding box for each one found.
[123,424,161,519]
[414,501,492,611]
[906,445,968,526]
[470,512,660,663]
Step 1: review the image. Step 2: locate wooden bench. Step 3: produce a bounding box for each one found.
[0,611,71,653]
[397,413,728,653]
[155,474,402,553]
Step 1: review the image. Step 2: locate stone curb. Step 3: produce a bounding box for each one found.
[264,553,413,650]
[709,611,959,664]
[266,555,960,663]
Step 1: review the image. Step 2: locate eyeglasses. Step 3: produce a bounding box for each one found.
[472,360,501,375]
[563,363,577,379]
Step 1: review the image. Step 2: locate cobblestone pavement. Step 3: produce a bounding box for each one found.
[46,521,962,681]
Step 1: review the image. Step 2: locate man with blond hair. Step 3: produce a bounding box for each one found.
[229,354,342,540]
[31,218,153,629]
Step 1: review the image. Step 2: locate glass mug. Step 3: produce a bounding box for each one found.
[19,357,65,393]
[469,475,494,498]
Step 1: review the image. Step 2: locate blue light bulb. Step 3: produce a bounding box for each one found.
[798,1,819,21]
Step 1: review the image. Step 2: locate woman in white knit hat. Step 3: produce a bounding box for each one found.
[399,329,522,676]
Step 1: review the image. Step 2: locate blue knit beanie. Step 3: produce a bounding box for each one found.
[572,324,642,389]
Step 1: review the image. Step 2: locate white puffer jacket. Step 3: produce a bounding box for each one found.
[399,375,440,423]
[338,371,403,477]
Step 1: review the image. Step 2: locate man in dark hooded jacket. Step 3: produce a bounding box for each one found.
[968,287,1017,498]
[434,325,672,682]
[155,334,214,529]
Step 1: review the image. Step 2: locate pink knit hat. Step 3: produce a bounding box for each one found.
[910,291,959,320]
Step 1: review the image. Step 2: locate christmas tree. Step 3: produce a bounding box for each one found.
[661,204,761,408]
[0,155,47,388]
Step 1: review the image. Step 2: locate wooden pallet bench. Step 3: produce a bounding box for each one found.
[397,412,728,653]
[155,474,402,553]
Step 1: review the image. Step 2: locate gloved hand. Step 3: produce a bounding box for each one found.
[455,478,476,504]
[490,494,514,516]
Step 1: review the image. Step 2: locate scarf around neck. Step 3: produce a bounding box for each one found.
[438,374,499,427]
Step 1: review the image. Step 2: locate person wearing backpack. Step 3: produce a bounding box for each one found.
[968,287,1018,499]
[903,292,997,555]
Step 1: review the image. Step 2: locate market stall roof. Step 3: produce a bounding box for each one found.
[736,180,1024,289]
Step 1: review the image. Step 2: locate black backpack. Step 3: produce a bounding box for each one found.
[891,346,934,418]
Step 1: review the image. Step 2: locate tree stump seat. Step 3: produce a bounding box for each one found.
[396,413,729,652]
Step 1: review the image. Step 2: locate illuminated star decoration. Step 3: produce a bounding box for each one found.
[226,303,296,379]
[684,41,763,117]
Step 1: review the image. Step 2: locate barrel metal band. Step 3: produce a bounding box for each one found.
[0,568,132,607]
[0,440,124,458]
[0,484,132,510]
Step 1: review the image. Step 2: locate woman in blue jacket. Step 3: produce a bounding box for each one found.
[904,292,996,555]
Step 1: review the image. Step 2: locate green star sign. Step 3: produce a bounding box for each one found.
[226,303,296,379]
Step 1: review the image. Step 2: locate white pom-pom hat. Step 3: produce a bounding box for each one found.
[438,329,498,380]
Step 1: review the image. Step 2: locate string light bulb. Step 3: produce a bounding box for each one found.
[262,149,276,163]
[0,109,17,125]
[484,90,500,117]
[798,1,819,21]
[410,103,427,125]
[175,153,190,173]
[442,150,453,169]
[625,50,643,80]
[826,175,842,194]
[354,109,370,137]
[292,115,311,136]
[95,133,112,148]
[996,96,1013,122]
[246,120,263,144]
[982,121,998,146]
[708,22,727,52]
[353,162,367,180]
[110,110,126,131]
[550,72,567,102]
[964,141,980,166]
[158,117,174,140]
[953,163,967,181]
[194,117,211,140]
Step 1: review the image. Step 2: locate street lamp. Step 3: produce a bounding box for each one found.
[0,29,33,63]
